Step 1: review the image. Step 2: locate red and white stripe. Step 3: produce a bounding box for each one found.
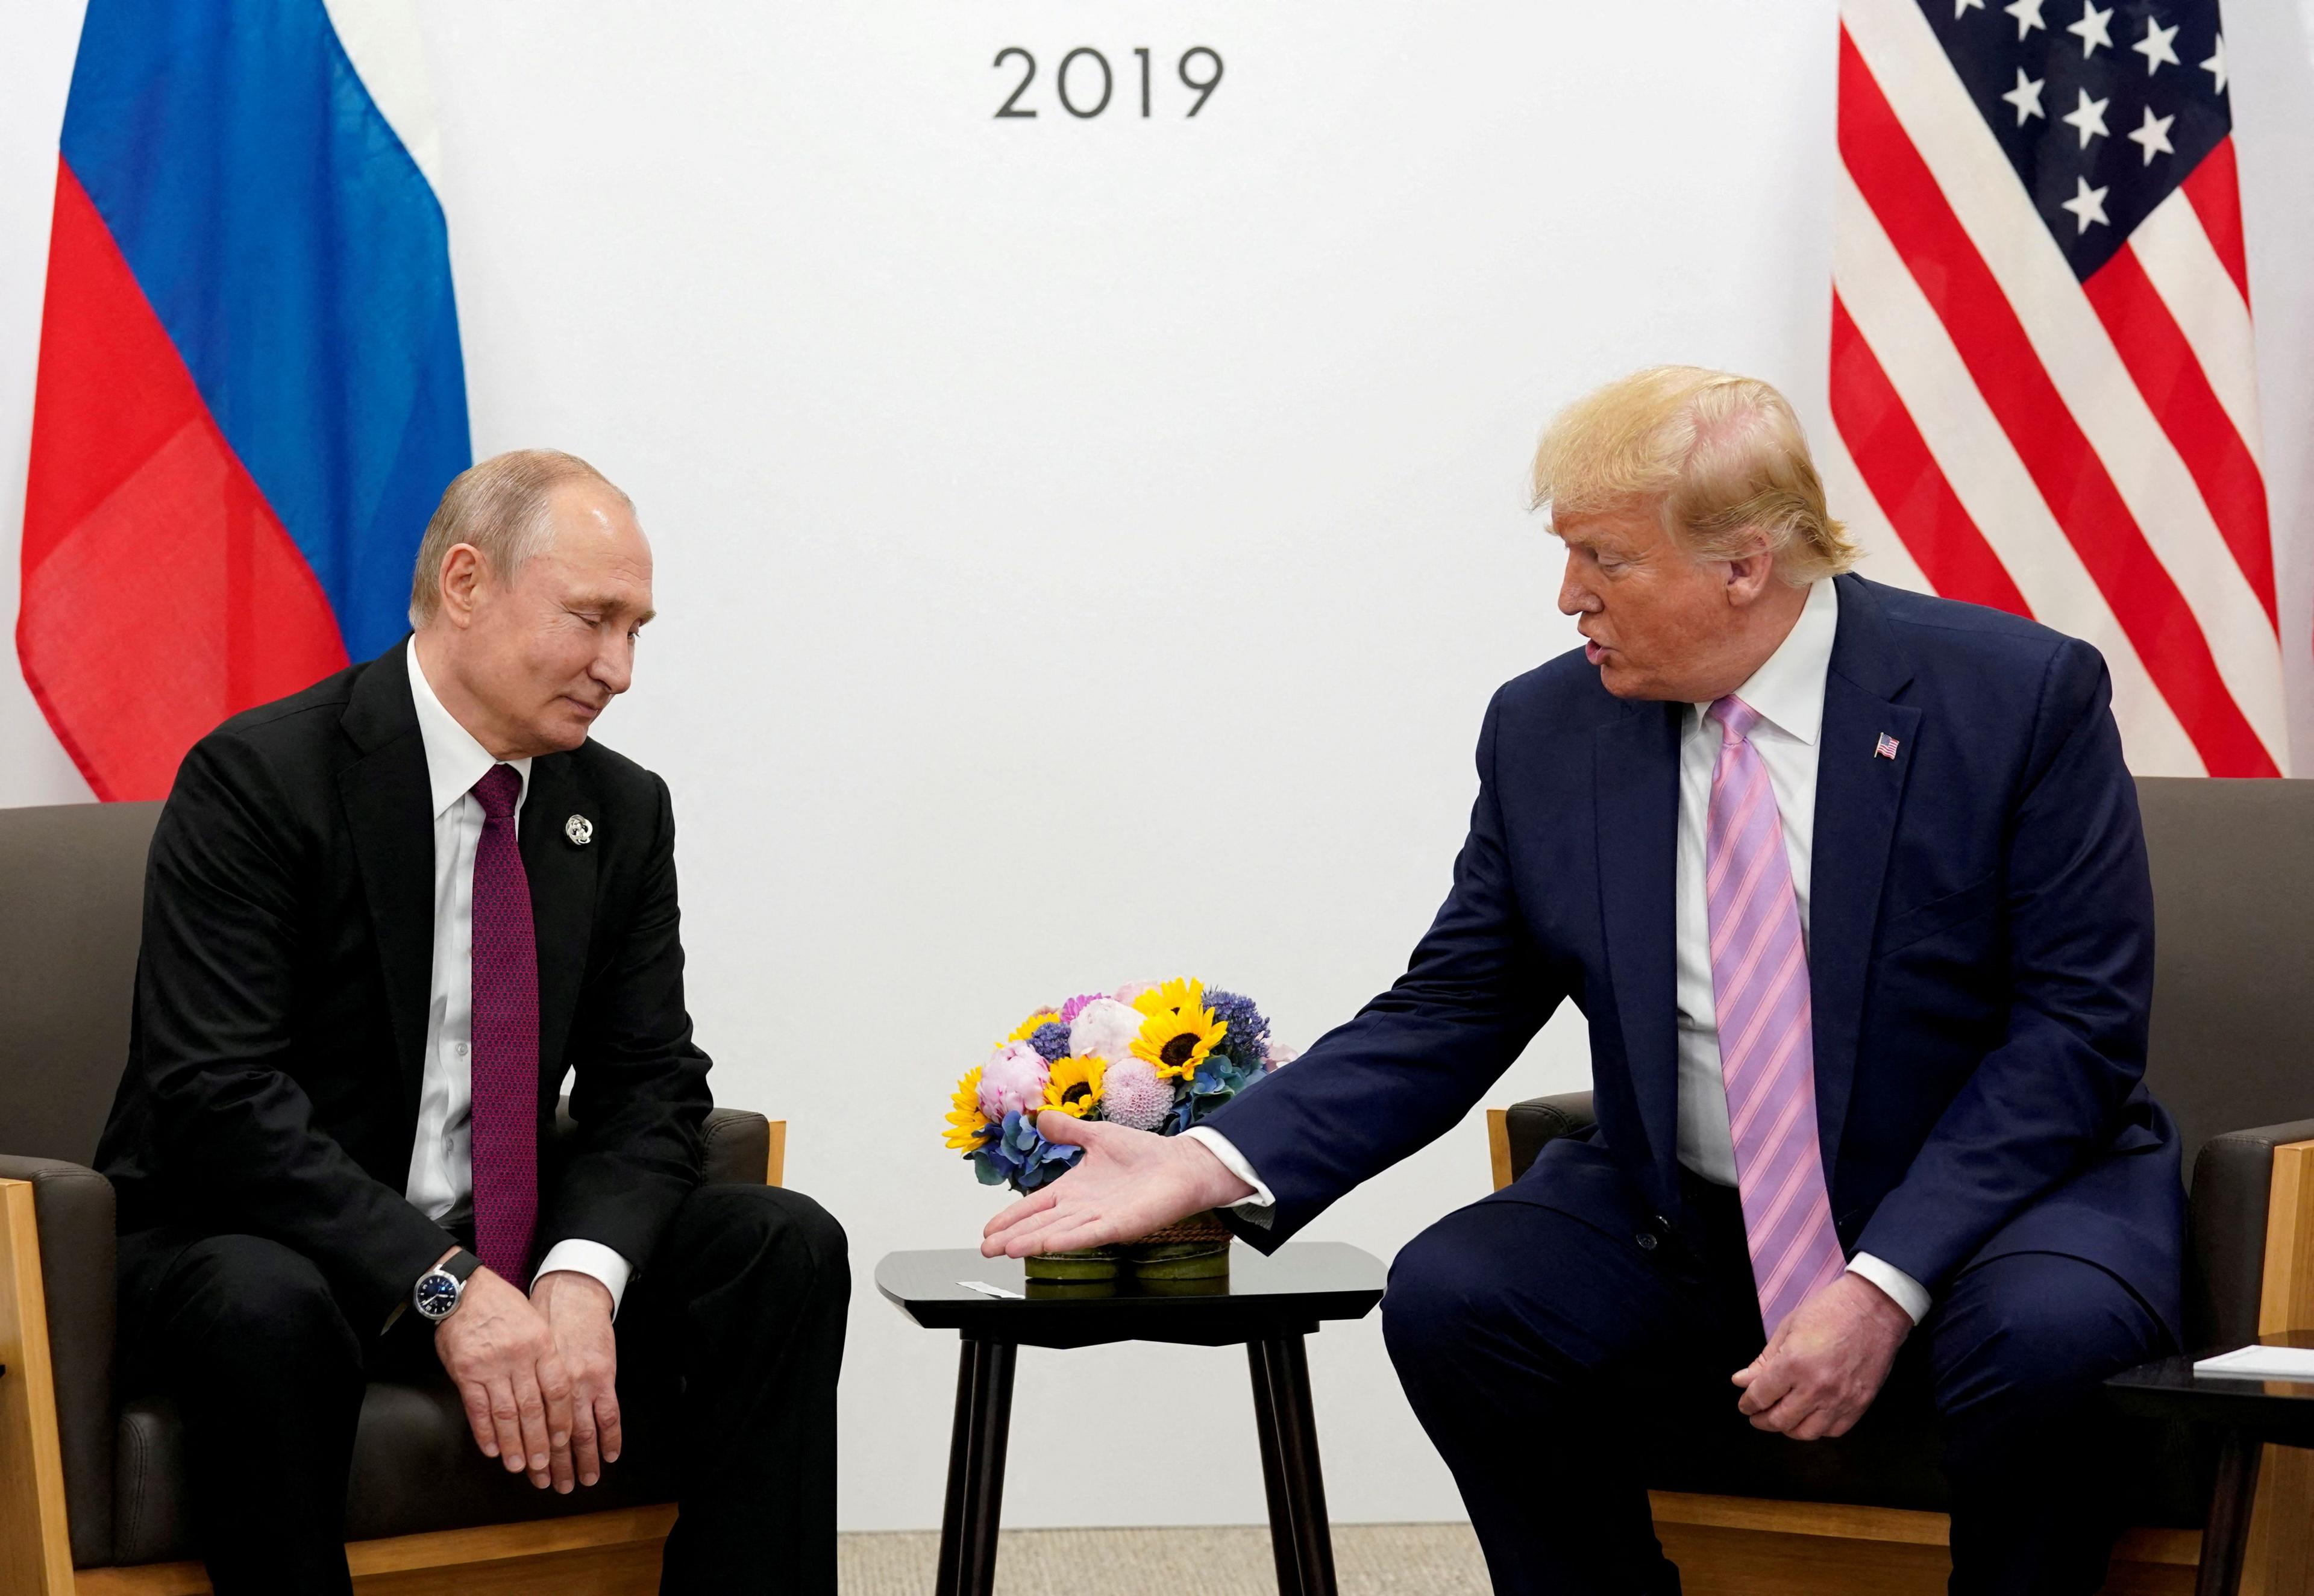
[1830,0,2281,777]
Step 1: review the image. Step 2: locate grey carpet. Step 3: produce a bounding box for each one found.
[839,1524,1490,1596]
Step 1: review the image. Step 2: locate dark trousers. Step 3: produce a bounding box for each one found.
[119,1183,850,1596]
[1382,1162,2168,1596]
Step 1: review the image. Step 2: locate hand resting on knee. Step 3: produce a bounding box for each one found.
[1729,1272,1912,1441]
[433,1262,592,1492]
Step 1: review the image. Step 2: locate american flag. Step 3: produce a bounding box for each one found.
[1828,0,2280,775]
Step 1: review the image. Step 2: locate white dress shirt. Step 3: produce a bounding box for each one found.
[405,641,632,1312]
[1191,579,1931,1324]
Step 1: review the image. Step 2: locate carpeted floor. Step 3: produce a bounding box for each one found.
[839,1524,1490,1596]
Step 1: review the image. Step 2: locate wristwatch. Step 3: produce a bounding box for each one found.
[413,1249,481,1324]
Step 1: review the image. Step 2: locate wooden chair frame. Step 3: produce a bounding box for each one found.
[0,1126,785,1596]
[1487,1111,2314,1595]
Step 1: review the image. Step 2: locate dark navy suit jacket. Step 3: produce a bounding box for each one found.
[1205,574,2184,1334]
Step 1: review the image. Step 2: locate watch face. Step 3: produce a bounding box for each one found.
[415,1271,461,1321]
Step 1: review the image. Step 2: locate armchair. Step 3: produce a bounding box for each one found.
[0,800,785,1595]
[1485,775,2314,1595]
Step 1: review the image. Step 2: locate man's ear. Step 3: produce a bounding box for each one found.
[437,543,485,628]
[1722,540,1779,607]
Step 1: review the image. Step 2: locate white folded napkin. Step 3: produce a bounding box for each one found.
[2192,1345,2314,1382]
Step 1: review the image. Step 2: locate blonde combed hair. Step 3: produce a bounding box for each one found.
[1529,366,1857,585]
[407,449,631,627]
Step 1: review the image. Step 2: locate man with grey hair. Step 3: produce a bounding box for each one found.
[99,450,848,1595]
[986,369,2181,1594]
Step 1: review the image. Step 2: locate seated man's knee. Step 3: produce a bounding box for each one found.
[1933,1252,2165,1448]
[692,1184,850,1296]
[168,1235,359,1372]
[1383,1208,1522,1377]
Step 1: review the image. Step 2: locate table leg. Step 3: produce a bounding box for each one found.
[936,1338,1018,1596]
[1247,1335,1338,1596]
[2196,1430,2263,1596]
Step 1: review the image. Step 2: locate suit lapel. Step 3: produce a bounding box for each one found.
[337,648,437,1124]
[1594,699,1685,1212]
[1809,577,1919,1190]
[521,754,598,1078]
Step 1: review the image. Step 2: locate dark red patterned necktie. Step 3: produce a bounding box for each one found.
[469,763,539,1283]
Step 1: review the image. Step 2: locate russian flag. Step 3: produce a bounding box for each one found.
[20,0,469,801]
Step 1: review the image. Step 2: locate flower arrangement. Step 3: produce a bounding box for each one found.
[944,979,1294,1195]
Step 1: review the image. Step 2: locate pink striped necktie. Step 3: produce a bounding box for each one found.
[469,763,540,1284]
[1705,696,1847,1338]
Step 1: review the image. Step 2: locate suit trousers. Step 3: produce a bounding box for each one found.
[1381,1163,2168,1596]
[118,1183,850,1596]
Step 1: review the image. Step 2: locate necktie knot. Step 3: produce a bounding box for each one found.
[472,763,522,822]
[1708,695,1763,746]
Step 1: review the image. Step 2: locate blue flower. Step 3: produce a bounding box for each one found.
[1203,989,1271,1072]
[970,1110,1084,1192]
[1027,1021,1074,1063]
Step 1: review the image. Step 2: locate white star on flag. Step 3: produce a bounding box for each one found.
[2066,1,2113,55]
[2202,33,2228,94]
[2060,86,2110,148]
[2003,0,2047,39]
[2001,67,2047,124]
[2131,17,2180,75]
[1954,0,1985,14]
[2058,174,2110,233]
[2126,104,2176,164]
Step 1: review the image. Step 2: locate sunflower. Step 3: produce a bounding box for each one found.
[945,1066,996,1152]
[1131,977,1207,1019]
[1003,1008,1062,1045]
[1039,1055,1108,1119]
[1131,999,1230,1080]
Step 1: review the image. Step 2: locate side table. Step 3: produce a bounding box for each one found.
[2104,1332,2314,1596]
[876,1242,1386,1596]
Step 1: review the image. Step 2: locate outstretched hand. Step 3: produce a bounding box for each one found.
[980,1113,1255,1258]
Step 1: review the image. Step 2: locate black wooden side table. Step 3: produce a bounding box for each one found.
[876,1242,1386,1596]
[2104,1332,2314,1596]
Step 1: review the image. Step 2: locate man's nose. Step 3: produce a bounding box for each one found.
[1558,566,1596,616]
[592,636,634,696]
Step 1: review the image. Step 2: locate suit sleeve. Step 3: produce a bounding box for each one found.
[1854,638,2156,1291]
[1199,689,1567,1250]
[540,773,712,1274]
[132,733,458,1327]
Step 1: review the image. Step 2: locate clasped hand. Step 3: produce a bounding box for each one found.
[1730,1272,1911,1440]
[433,1266,621,1492]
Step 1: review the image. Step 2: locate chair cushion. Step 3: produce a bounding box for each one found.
[110,1377,680,1565]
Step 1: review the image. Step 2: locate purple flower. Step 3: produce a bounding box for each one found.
[1058,992,1106,1024]
[1027,1021,1074,1063]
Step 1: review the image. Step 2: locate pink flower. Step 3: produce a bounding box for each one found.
[1100,1056,1173,1131]
[1112,980,1157,1006]
[977,1042,1050,1121]
[1265,1045,1298,1072]
[1057,992,1106,1024]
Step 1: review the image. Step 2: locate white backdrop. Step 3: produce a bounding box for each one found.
[5,0,2313,1533]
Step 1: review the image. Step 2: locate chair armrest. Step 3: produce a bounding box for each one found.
[1487,1092,1599,1191]
[2187,1118,2314,1347]
[0,1156,116,1569]
[701,1108,783,1188]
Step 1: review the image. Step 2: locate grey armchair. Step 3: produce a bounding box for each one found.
[1487,775,2314,1594]
[0,800,785,1595]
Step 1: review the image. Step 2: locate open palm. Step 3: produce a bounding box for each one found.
[979,1113,1252,1258]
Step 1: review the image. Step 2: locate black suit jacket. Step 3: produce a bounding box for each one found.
[98,645,713,1328]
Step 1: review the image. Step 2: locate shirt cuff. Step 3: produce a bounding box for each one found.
[1846,1252,1930,1325]
[535,1239,633,1318]
[1181,1127,1277,1211]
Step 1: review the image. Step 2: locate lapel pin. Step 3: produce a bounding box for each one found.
[1874,733,1900,760]
[565,813,594,846]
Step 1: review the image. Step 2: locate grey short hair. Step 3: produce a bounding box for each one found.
[407,449,632,627]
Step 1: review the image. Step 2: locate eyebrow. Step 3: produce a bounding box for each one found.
[572,596,657,626]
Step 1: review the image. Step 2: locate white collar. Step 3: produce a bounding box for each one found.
[1692,577,1839,746]
[405,639,532,819]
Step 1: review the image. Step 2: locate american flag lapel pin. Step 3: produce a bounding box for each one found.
[1875,733,1901,760]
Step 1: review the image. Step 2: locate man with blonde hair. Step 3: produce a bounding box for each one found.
[101,450,848,1594]
[986,368,2180,1594]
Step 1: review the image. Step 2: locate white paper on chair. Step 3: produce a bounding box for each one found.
[2191,1345,2314,1382]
